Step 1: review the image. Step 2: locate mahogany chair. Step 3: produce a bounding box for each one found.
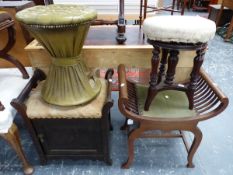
[118,64,228,169]
[216,0,233,41]
[139,0,186,27]
[0,11,29,79]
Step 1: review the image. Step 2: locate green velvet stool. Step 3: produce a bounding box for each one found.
[16,5,101,106]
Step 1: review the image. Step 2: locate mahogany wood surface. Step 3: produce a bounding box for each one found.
[38,0,126,44]
[85,26,146,45]
[1,25,147,68]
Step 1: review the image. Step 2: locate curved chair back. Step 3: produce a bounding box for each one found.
[118,64,228,123]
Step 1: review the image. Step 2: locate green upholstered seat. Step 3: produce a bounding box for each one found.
[136,84,197,118]
[16,5,97,26]
[15,5,101,106]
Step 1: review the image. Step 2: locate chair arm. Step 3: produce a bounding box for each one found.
[194,69,229,121]
[200,69,228,101]
[118,64,129,102]
[102,68,114,116]
[11,69,46,105]
[105,68,114,103]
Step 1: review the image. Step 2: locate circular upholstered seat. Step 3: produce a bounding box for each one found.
[16,5,97,26]
[16,5,101,106]
[0,11,12,23]
[143,16,216,43]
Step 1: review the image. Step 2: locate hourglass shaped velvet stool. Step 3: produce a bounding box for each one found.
[16,4,101,106]
[143,16,216,111]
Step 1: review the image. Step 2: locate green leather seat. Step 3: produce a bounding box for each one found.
[16,5,101,106]
[16,4,97,25]
[136,84,196,118]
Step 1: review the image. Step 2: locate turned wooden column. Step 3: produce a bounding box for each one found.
[164,50,179,85]
[187,45,207,109]
[144,45,160,110]
[144,40,208,111]
[116,0,126,44]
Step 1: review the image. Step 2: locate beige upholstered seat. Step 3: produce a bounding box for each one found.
[26,78,107,119]
[143,16,216,43]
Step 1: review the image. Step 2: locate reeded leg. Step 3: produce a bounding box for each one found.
[0,123,34,175]
[157,49,168,84]
[187,45,206,109]
[143,0,148,21]
[139,0,143,28]
[116,0,126,44]
[181,0,186,15]
[187,127,203,168]
[121,128,143,169]
[144,46,160,111]
[177,0,180,10]
[171,0,176,15]
[164,50,179,85]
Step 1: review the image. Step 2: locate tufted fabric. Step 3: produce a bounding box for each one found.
[143,16,216,43]
[0,68,32,133]
[26,78,107,119]
[16,4,101,106]
[136,84,197,118]
[0,11,12,23]
[16,4,97,26]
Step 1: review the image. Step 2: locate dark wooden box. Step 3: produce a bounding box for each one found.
[32,118,110,162]
[12,69,114,165]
